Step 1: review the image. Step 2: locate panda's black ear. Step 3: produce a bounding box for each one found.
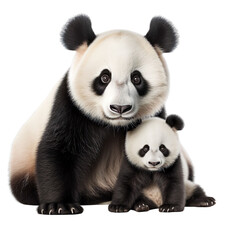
[166,115,184,131]
[61,15,96,50]
[145,17,178,53]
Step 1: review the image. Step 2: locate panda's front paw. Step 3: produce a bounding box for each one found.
[159,204,184,212]
[133,202,149,212]
[37,203,83,215]
[108,204,130,213]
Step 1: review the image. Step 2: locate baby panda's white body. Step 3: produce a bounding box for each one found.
[109,116,215,212]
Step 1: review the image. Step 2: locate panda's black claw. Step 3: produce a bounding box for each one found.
[37,203,83,215]
[108,204,130,213]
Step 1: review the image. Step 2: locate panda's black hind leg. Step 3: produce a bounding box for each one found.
[37,203,83,215]
[186,185,216,207]
[132,195,157,212]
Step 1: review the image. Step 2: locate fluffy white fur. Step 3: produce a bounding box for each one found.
[69,31,168,126]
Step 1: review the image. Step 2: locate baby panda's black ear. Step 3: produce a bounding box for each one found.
[166,115,184,131]
[61,15,96,50]
[145,17,178,53]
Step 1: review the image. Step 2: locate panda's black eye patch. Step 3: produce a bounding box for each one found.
[138,144,150,157]
[131,71,149,96]
[92,69,111,95]
[159,144,170,157]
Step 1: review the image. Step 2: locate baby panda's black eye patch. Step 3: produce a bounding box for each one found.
[138,144,150,157]
[159,144,170,157]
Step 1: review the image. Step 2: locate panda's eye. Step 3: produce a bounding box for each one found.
[131,72,142,85]
[101,73,111,84]
[159,144,170,157]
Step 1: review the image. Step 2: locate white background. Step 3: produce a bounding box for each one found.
[0,0,239,239]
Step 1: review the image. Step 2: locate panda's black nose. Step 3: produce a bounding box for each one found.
[110,105,132,114]
[148,161,160,166]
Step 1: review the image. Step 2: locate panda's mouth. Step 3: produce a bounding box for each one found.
[104,114,135,121]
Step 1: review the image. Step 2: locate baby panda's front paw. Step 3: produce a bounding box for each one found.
[159,204,184,213]
[133,202,149,212]
[108,204,130,213]
[37,203,83,215]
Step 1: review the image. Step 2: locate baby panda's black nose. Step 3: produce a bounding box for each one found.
[148,161,160,166]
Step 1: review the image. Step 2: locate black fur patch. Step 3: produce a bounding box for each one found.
[145,17,178,53]
[155,107,166,119]
[159,144,170,157]
[10,174,39,205]
[138,144,150,157]
[92,69,112,95]
[61,15,96,50]
[166,114,184,130]
[131,71,149,96]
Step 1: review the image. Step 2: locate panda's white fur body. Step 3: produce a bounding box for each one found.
[9,80,61,177]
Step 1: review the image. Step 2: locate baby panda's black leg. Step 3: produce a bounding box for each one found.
[186,184,216,207]
[132,194,157,212]
[158,156,185,212]
[109,158,151,213]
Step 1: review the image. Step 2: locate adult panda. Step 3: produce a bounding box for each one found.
[10,15,181,214]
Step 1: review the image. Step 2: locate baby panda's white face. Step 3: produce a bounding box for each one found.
[68,31,168,126]
[125,117,182,171]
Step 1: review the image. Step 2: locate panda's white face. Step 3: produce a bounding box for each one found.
[125,117,181,171]
[68,31,168,126]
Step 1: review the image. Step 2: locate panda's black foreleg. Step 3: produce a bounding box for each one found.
[158,157,185,212]
[36,149,84,215]
[108,159,150,213]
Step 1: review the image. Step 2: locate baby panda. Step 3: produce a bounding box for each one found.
[109,115,186,213]
[109,115,216,213]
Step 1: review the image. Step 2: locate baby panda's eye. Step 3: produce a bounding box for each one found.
[159,144,170,157]
[138,144,149,157]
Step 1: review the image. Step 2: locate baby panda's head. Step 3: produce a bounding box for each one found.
[125,115,184,171]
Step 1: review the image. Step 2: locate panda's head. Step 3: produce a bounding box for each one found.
[62,15,178,126]
[125,115,184,171]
